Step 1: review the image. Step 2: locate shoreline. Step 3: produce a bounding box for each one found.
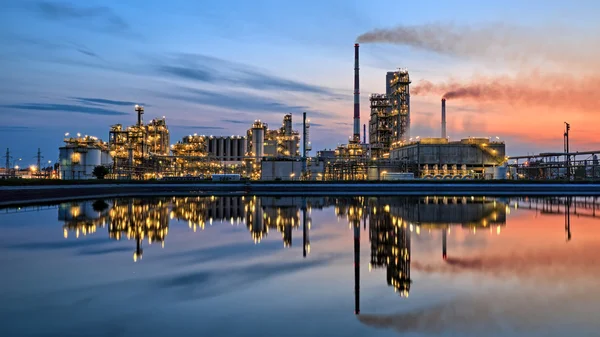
[1,182,599,207]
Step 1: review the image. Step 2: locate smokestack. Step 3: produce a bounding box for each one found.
[353,43,360,142]
[441,98,447,139]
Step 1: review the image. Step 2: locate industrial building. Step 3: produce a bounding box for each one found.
[389,137,506,178]
[319,43,510,180]
[54,42,520,181]
[246,114,301,161]
[260,158,325,180]
[59,134,112,179]
[108,106,170,178]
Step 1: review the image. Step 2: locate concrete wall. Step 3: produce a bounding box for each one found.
[260,160,326,180]
[261,161,303,180]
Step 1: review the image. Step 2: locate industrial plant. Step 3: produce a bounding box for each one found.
[41,43,600,181]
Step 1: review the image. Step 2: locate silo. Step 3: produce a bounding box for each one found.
[85,147,102,176]
[252,121,265,160]
[283,114,293,136]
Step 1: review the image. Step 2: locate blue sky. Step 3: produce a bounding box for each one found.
[1,0,599,165]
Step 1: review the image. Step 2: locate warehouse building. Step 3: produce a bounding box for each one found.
[390,137,506,178]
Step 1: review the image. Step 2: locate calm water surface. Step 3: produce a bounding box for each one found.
[1,195,599,337]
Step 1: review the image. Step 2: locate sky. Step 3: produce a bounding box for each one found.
[1,0,600,166]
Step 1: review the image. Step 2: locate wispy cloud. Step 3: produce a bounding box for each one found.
[2,103,128,116]
[156,53,336,96]
[0,126,33,132]
[31,1,131,36]
[161,87,323,116]
[8,35,101,59]
[71,97,146,107]
[169,125,226,130]
[222,119,252,125]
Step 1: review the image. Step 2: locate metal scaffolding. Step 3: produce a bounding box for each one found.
[369,94,393,159]
[388,69,411,142]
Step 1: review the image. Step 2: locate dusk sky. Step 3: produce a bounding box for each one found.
[2,0,599,165]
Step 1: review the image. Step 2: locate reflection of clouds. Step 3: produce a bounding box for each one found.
[412,241,600,282]
[77,247,131,256]
[154,253,341,301]
[8,238,107,250]
[358,289,600,336]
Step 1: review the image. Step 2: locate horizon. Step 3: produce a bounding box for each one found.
[2,0,599,166]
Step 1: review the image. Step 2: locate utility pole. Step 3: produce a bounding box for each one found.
[36,148,42,177]
[4,148,10,171]
[564,122,570,181]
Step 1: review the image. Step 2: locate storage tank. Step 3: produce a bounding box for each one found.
[252,121,265,160]
[283,114,293,135]
[85,148,102,176]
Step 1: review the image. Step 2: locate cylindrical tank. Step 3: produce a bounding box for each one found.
[85,148,102,176]
[218,137,225,159]
[252,122,265,160]
[231,137,238,159]
[225,137,231,160]
[283,114,293,135]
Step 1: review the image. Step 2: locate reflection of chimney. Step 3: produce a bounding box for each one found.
[441,98,447,139]
[353,43,360,142]
[442,228,447,260]
[354,222,360,315]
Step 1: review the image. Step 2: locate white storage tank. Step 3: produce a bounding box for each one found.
[252,121,265,160]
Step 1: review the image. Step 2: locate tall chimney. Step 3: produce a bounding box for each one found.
[353,43,360,143]
[441,98,447,139]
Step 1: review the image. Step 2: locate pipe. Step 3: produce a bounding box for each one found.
[363,124,366,144]
[441,98,447,139]
[353,43,360,142]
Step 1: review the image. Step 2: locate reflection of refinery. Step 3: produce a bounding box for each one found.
[52,194,591,317]
[332,196,510,310]
[59,195,508,267]
[59,196,319,259]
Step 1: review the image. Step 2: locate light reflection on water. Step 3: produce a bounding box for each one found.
[0,195,599,337]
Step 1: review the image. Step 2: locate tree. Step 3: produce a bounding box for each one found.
[92,165,109,179]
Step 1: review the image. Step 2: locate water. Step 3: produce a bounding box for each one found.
[1,195,599,337]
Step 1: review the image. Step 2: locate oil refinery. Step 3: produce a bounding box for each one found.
[42,43,600,181]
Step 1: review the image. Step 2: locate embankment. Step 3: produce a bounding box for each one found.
[0,182,599,207]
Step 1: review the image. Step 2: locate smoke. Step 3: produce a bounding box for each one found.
[356,23,600,68]
[357,23,600,115]
[411,73,600,112]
